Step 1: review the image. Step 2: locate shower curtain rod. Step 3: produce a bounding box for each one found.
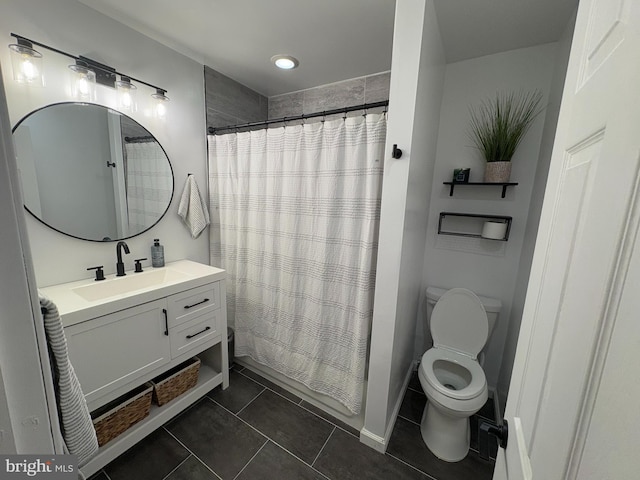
[124,135,155,143]
[207,100,389,134]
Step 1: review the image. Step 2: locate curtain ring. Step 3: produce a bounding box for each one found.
[321,111,326,123]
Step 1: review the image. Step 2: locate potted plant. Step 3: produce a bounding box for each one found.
[468,90,543,182]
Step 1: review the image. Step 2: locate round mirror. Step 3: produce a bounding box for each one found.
[13,103,174,242]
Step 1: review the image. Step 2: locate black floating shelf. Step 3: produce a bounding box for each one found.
[438,212,512,241]
[443,181,519,198]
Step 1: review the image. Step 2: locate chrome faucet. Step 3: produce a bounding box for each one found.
[116,241,130,277]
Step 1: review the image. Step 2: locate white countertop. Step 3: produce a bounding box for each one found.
[40,260,226,327]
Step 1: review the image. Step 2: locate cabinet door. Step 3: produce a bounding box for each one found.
[65,299,171,406]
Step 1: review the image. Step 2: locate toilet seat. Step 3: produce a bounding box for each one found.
[431,288,488,358]
[420,348,486,401]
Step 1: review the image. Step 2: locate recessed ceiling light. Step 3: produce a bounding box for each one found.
[271,55,299,70]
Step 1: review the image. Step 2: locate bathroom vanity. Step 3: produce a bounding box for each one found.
[40,260,228,477]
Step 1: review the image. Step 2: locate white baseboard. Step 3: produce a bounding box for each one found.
[360,428,387,453]
[359,360,417,453]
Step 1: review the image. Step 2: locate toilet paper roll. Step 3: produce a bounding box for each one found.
[481,221,508,240]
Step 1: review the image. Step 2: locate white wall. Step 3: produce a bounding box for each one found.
[363,0,445,450]
[0,0,208,287]
[496,14,576,407]
[0,68,58,454]
[419,44,558,390]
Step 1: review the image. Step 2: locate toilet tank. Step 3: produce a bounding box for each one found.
[425,287,502,340]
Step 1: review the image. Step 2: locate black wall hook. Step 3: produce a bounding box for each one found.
[392,144,403,159]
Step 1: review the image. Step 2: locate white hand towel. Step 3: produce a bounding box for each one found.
[178,175,210,238]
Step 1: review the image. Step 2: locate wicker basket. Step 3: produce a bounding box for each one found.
[91,383,153,447]
[151,357,201,406]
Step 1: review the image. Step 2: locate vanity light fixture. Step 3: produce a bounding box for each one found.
[115,75,137,112]
[8,37,44,85]
[68,60,97,101]
[8,33,169,115]
[151,88,170,119]
[271,54,299,70]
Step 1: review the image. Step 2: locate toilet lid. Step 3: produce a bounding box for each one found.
[431,288,488,357]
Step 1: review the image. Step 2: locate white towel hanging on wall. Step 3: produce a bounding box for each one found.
[178,174,210,238]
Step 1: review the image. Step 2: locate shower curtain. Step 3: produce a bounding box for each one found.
[208,113,386,414]
[125,141,173,234]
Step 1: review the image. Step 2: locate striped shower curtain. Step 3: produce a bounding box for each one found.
[208,114,386,414]
[125,141,173,234]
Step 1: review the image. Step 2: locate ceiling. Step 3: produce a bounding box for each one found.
[78,0,577,97]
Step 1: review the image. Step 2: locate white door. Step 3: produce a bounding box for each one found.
[494,0,640,478]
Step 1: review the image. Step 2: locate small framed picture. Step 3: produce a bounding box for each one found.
[453,168,470,183]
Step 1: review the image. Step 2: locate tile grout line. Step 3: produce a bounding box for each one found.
[311,426,335,467]
[385,451,439,480]
[397,413,421,426]
[162,427,223,480]
[159,454,193,480]
[295,401,360,439]
[237,367,361,439]
[406,386,426,396]
[231,439,269,480]
[234,386,266,416]
[207,396,332,480]
[235,368,304,406]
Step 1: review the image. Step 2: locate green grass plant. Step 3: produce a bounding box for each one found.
[469,90,544,162]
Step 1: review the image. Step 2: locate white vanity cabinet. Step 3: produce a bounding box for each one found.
[65,298,172,407]
[41,260,228,477]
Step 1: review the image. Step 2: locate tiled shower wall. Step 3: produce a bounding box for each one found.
[204,66,268,130]
[204,67,391,131]
[268,71,390,119]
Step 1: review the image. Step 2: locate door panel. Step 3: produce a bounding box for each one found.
[495,0,640,478]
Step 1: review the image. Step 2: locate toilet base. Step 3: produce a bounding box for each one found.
[420,400,470,462]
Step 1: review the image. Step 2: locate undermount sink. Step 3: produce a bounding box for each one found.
[73,267,192,302]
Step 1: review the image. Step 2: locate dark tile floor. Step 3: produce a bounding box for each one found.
[88,366,495,480]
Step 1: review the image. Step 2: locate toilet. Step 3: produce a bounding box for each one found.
[418,287,501,462]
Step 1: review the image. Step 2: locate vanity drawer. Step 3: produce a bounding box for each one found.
[167,282,219,328]
[169,310,220,358]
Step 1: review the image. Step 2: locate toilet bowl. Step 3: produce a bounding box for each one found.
[418,287,500,462]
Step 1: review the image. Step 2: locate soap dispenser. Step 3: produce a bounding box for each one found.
[151,239,165,267]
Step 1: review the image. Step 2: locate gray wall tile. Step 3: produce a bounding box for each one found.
[267,72,390,120]
[365,71,391,104]
[303,78,365,114]
[268,92,304,119]
[204,66,268,130]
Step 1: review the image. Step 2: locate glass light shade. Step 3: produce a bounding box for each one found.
[9,43,44,86]
[116,77,137,112]
[69,63,96,101]
[151,90,169,119]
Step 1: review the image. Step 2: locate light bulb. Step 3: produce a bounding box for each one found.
[21,57,38,81]
[155,102,166,119]
[116,77,137,112]
[121,92,132,108]
[78,76,90,96]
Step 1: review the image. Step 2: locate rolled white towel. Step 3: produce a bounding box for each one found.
[178,175,210,238]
